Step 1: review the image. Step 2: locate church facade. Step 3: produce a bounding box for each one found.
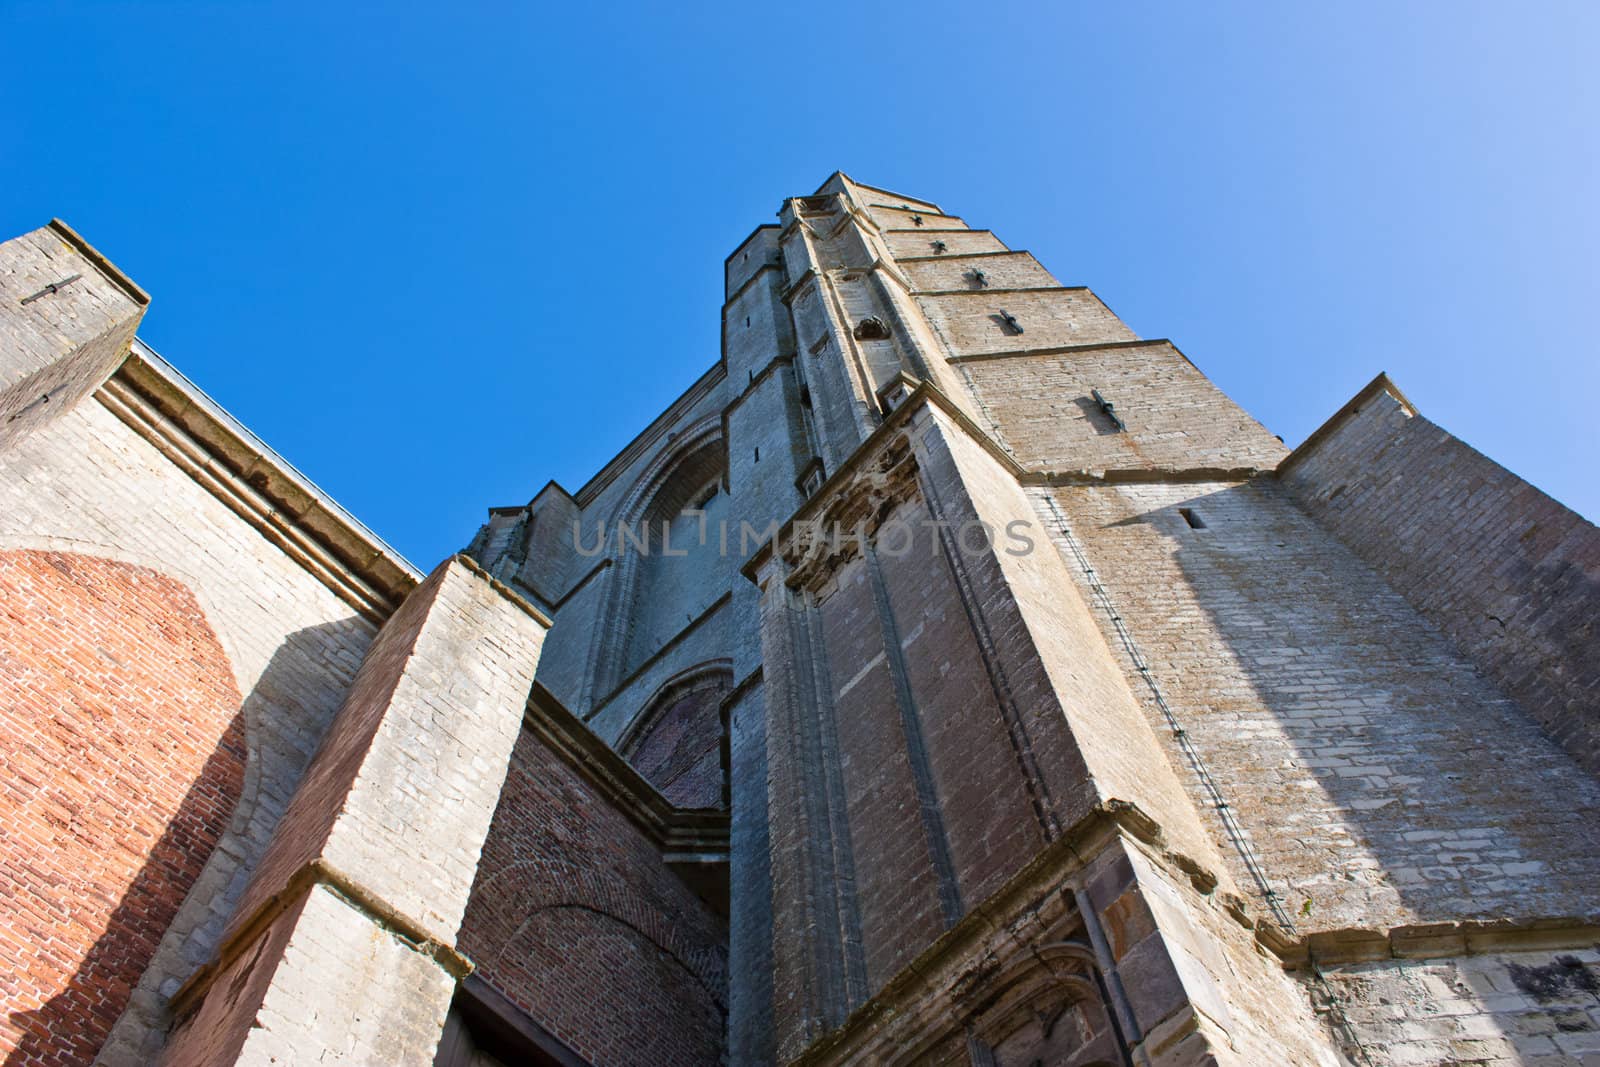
[2,175,1598,1066]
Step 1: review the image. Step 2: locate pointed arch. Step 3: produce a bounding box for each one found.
[580,415,727,708]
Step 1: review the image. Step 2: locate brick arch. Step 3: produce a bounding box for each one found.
[471,860,728,1001]
[488,903,725,1067]
[0,550,246,1067]
[617,661,732,809]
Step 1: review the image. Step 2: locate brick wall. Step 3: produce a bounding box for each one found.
[0,387,383,1061]
[1280,379,1600,777]
[916,288,1138,356]
[963,342,1288,473]
[620,669,729,809]
[1036,478,1600,933]
[0,551,244,1067]
[886,229,1006,259]
[459,726,728,1067]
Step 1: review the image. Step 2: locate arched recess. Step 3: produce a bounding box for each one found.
[0,549,246,1067]
[582,416,728,708]
[968,939,1125,1067]
[617,661,733,809]
[494,905,725,1067]
[463,857,729,1067]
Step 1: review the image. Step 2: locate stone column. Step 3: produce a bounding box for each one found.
[156,556,549,1066]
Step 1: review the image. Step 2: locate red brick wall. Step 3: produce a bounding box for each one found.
[620,671,728,809]
[459,728,727,1067]
[0,550,244,1067]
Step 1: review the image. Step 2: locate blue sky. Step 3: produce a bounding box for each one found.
[4,2,1595,565]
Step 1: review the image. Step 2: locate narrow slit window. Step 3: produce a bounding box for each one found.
[1179,507,1207,530]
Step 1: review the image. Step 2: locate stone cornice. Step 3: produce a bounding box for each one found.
[1022,466,1270,487]
[895,249,1034,263]
[945,336,1162,365]
[48,219,151,307]
[1278,917,1600,969]
[914,285,1087,297]
[97,341,420,624]
[882,226,986,236]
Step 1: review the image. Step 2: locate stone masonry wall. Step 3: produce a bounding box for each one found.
[1311,948,1600,1065]
[1281,382,1600,777]
[899,250,1062,292]
[886,228,1006,259]
[916,288,1138,356]
[1036,478,1600,934]
[963,342,1288,473]
[0,223,146,448]
[0,394,377,1063]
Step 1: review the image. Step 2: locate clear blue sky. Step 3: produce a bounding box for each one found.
[4,3,1595,566]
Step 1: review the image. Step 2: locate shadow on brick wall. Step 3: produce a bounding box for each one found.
[3,618,371,1067]
[1142,481,1600,929]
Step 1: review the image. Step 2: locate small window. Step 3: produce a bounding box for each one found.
[1179,507,1207,530]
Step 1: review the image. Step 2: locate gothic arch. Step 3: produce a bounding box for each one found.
[965,938,1123,1067]
[616,661,732,809]
[581,415,727,708]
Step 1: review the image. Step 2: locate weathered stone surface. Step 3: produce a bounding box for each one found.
[1281,376,1600,777]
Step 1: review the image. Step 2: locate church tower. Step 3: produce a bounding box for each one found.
[2,177,1597,1067]
[462,174,1600,1066]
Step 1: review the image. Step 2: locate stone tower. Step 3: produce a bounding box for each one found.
[1,176,1598,1067]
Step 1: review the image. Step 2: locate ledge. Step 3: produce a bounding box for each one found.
[883,226,987,235]
[1022,466,1270,487]
[946,336,1162,364]
[526,682,730,856]
[1279,916,1600,969]
[99,340,421,624]
[169,856,475,1022]
[897,249,1032,263]
[914,285,1085,297]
